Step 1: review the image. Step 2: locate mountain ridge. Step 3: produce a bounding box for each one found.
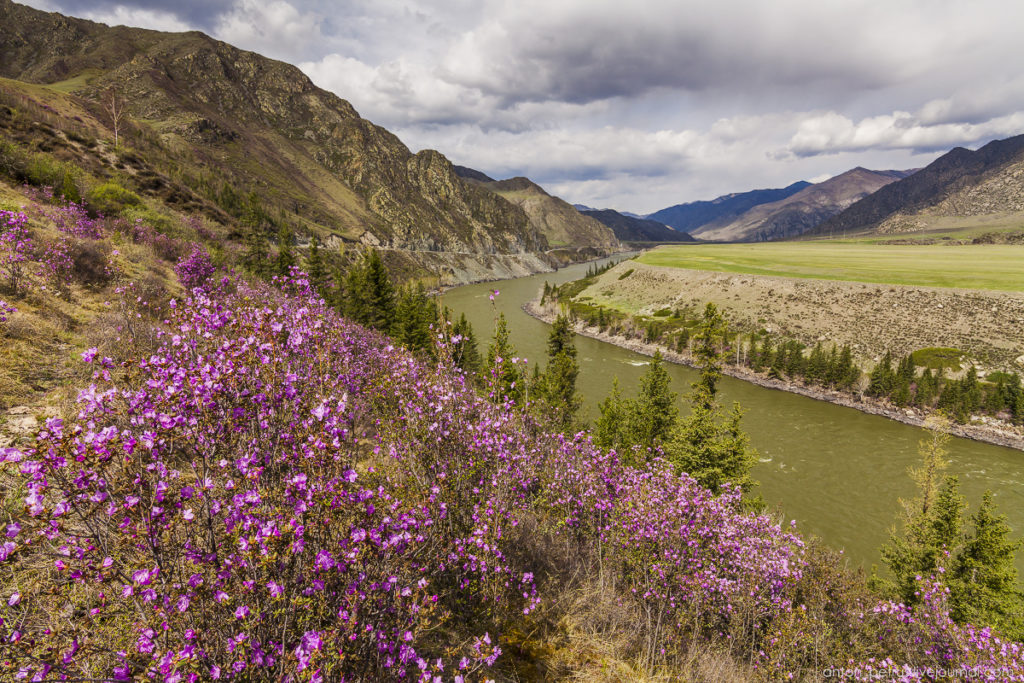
[648,181,812,234]
[0,0,619,277]
[811,134,1024,237]
[696,168,913,242]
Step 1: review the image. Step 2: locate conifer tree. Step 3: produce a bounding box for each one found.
[664,306,757,494]
[868,351,895,397]
[594,378,625,450]
[876,417,955,604]
[392,282,436,355]
[486,313,523,405]
[275,225,296,276]
[837,345,860,389]
[243,229,270,278]
[364,250,395,332]
[449,312,482,375]
[949,492,1024,639]
[692,303,726,401]
[626,351,678,450]
[305,235,328,296]
[535,314,582,431]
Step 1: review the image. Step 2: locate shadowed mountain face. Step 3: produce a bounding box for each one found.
[579,208,696,243]
[454,172,619,249]
[647,181,811,234]
[696,168,913,242]
[811,134,1024,237]
[0,0,575,256]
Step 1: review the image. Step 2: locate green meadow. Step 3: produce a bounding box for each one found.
[636,242,1024,292]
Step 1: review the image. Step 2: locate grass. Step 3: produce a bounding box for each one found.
[636,243,1024,292]
[910,347,966,370]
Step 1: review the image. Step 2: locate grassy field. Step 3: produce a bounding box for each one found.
[637,243,1024,292]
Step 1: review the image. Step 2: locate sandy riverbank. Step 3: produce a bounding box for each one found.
[524,299,1024,452]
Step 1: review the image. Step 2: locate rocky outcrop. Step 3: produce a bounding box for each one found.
[0,0,557,258]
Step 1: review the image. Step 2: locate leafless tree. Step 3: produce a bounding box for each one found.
[102,89,127,147]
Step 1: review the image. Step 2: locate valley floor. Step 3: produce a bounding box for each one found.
[574,259,1024,370]
[524,298,1024,452]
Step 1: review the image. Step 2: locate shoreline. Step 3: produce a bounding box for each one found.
[523,299,1024,452]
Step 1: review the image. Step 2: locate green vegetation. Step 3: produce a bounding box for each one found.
[874,419,1024,640]
[593,305,759,495]
[85,181,141,215]
[636,243,1024,291]
[911,347,965,370]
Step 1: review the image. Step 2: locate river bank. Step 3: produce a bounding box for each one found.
[525,298,1024,452]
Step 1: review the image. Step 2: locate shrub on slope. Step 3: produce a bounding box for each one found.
[0,271,1021,681]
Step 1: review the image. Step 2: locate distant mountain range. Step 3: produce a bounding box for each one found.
[811,134,1024,237]
[647,182,811,234]
[579,209,696,243]
[695,168,914,242]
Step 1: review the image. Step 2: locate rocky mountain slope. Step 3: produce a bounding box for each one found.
[0,0,617,278]
[648,181,811,234]
[811,134,1024,237]
[458,173,619,249]
[579,208,696,242]
[697,168,911,242]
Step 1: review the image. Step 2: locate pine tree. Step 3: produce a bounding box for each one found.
[243,229,270,279]
[275,225,296,276]
[693,303,726,400]
[536,314,582,432]
[962,365,982,414]
[392,282,437,355]
[876,416,954,603]
[486,313,524,405]
[837,345,860,390]
[625,351,678,450]
[949,492,1024,639]
[892,354,915,407]
[594,378,626,450]
[305,235,328,296]
[364,250,395,332]
[868,351,895,398]
[450,312,481,375]
[664,307,757,494]
[807,342,827,384]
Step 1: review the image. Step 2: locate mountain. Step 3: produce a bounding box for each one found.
[811,134,1024,237]
[0,1,616,277]
[580,208,696,243]
[696,168,912,242]
[648,181,811,233]
[462,176,619,250]
[453,165,495,183]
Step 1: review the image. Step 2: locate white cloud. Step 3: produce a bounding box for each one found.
[214,0,325,61]
[27,0,1024,211]
[787,110,1024,157]
[78,6,193,32]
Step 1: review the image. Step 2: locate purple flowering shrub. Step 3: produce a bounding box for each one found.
[0,270,1021,681]
[174,243,216,290]
[0,209,32,295]
[0,299,15,324]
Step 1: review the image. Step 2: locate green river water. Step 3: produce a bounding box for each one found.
[441,254,1024,575]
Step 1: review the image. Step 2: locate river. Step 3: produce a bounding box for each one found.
[440,254,1024,575]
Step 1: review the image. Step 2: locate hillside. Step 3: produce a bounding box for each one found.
[647,181,810,234]
[580,207,696,242]
[812,134,1024,237]
[0,0,618,280]
[697,168,911,242]
[465,175,620,250]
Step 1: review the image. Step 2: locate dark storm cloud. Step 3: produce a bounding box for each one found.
[17,0,1024,211]
[44,0,234,27]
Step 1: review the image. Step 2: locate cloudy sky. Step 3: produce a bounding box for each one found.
[22,0,1024,214]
